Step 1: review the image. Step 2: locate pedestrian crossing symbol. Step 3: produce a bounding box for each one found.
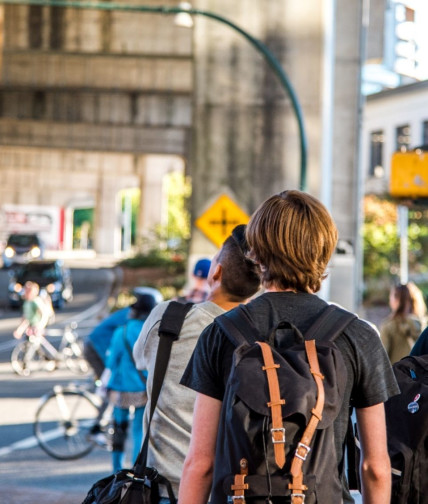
[195,194,250,248]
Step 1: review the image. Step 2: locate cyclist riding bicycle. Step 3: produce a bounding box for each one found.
[14,281,51,340]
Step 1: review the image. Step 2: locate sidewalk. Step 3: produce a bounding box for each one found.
[0,487,363,504]
[1,486,85,504]
[0,486,363,504]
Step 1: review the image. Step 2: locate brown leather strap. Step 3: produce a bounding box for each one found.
[230,458,249,504]
[289,339,325,504]
[257,341,286,469]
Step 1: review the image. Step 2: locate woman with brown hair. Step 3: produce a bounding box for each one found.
[380,283,423,363]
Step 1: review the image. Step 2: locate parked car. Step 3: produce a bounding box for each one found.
[2,233,44,268]
[8,260,73,309]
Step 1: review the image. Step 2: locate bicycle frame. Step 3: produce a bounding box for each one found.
[11,323,88,376]
[28,333,59,360]
[29,325,81,361]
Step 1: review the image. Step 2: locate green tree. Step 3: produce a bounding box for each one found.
[160,171,191,249]
[362,195,428,303]
[363,195,399,278]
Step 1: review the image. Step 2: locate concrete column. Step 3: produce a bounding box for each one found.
[136,154,185,245]
[94,173,121,255]
[328,0,365,311]
[93,155,140,255]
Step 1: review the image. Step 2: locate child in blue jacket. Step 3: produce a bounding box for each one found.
[105,292,159,471]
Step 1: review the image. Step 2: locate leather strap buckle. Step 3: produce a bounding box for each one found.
[271,427,285,444]
[295,442,311,461]
[291,493,306,503]
[228,497,246,503]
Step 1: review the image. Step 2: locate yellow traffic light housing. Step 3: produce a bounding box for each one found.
[390,149,428,198]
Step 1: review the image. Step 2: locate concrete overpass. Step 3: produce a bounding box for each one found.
[0,0,365,310]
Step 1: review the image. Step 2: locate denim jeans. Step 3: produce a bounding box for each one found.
[159,498,171,504]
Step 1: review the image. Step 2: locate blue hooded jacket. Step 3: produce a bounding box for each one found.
[105,318,148,392]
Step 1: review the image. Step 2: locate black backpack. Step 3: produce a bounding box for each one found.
[213,304,356,504]
[384,354,428,504]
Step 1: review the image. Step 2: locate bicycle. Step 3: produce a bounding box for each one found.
[11,322,89,376]
[34,379,113,460]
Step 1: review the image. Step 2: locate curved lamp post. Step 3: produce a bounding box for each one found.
[1,0,308,190]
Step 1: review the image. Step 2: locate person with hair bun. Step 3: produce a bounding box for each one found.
[133,225,261,503]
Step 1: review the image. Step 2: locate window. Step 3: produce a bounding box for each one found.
[32,91,46,119]
[50,7,64,50]
[396,124,411,151]
[422,121,428,147]
[369,130,384,177]
[28,6,43,49]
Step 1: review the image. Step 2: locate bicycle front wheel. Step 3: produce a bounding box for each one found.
[11,340,46,376]
[34,389,99,460]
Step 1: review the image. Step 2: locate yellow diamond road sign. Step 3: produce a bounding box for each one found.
[195,194,250,248]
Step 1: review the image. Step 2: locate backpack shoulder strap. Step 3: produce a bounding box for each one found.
[158,300,194,340]
[134,300,193,475]
[305,304,357,342]
[215,305,260,347]
[216,303,356,347]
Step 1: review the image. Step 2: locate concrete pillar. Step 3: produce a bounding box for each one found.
[328,0,365,311]
[136,154,185,245]
[94,173,120,255]
[93,155,140,255]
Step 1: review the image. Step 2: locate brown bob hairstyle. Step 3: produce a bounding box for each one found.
[245,190,338,293]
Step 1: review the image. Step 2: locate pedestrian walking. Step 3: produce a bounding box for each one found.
[380,283,422,363]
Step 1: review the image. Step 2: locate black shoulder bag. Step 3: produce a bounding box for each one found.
[81,301,194,504]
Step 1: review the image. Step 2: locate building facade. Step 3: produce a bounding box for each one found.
[0,1,192,253]
[362,80,428,196]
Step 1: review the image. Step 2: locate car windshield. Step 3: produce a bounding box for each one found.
[7,234,39,247]
[15,263,59,284]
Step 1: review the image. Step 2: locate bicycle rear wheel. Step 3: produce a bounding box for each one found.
[34,388,99,460]
[11,340,46,376]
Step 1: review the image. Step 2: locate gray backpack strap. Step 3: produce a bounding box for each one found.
[215,305,259,347]
[305,304,357,343]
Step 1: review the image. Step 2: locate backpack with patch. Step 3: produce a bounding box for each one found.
[213,304,356,504]
[384,354,428,504]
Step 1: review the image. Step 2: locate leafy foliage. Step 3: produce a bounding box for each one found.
[117,248,185,274]
[363,195,398,278]
[163,171,192,245]
[116,172,190,287]
[363,195,428,303]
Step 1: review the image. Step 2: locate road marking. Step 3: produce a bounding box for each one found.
[0,434,39,457]
[0,420,95,458]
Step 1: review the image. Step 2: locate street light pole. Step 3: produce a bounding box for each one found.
[1,0,308,190]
